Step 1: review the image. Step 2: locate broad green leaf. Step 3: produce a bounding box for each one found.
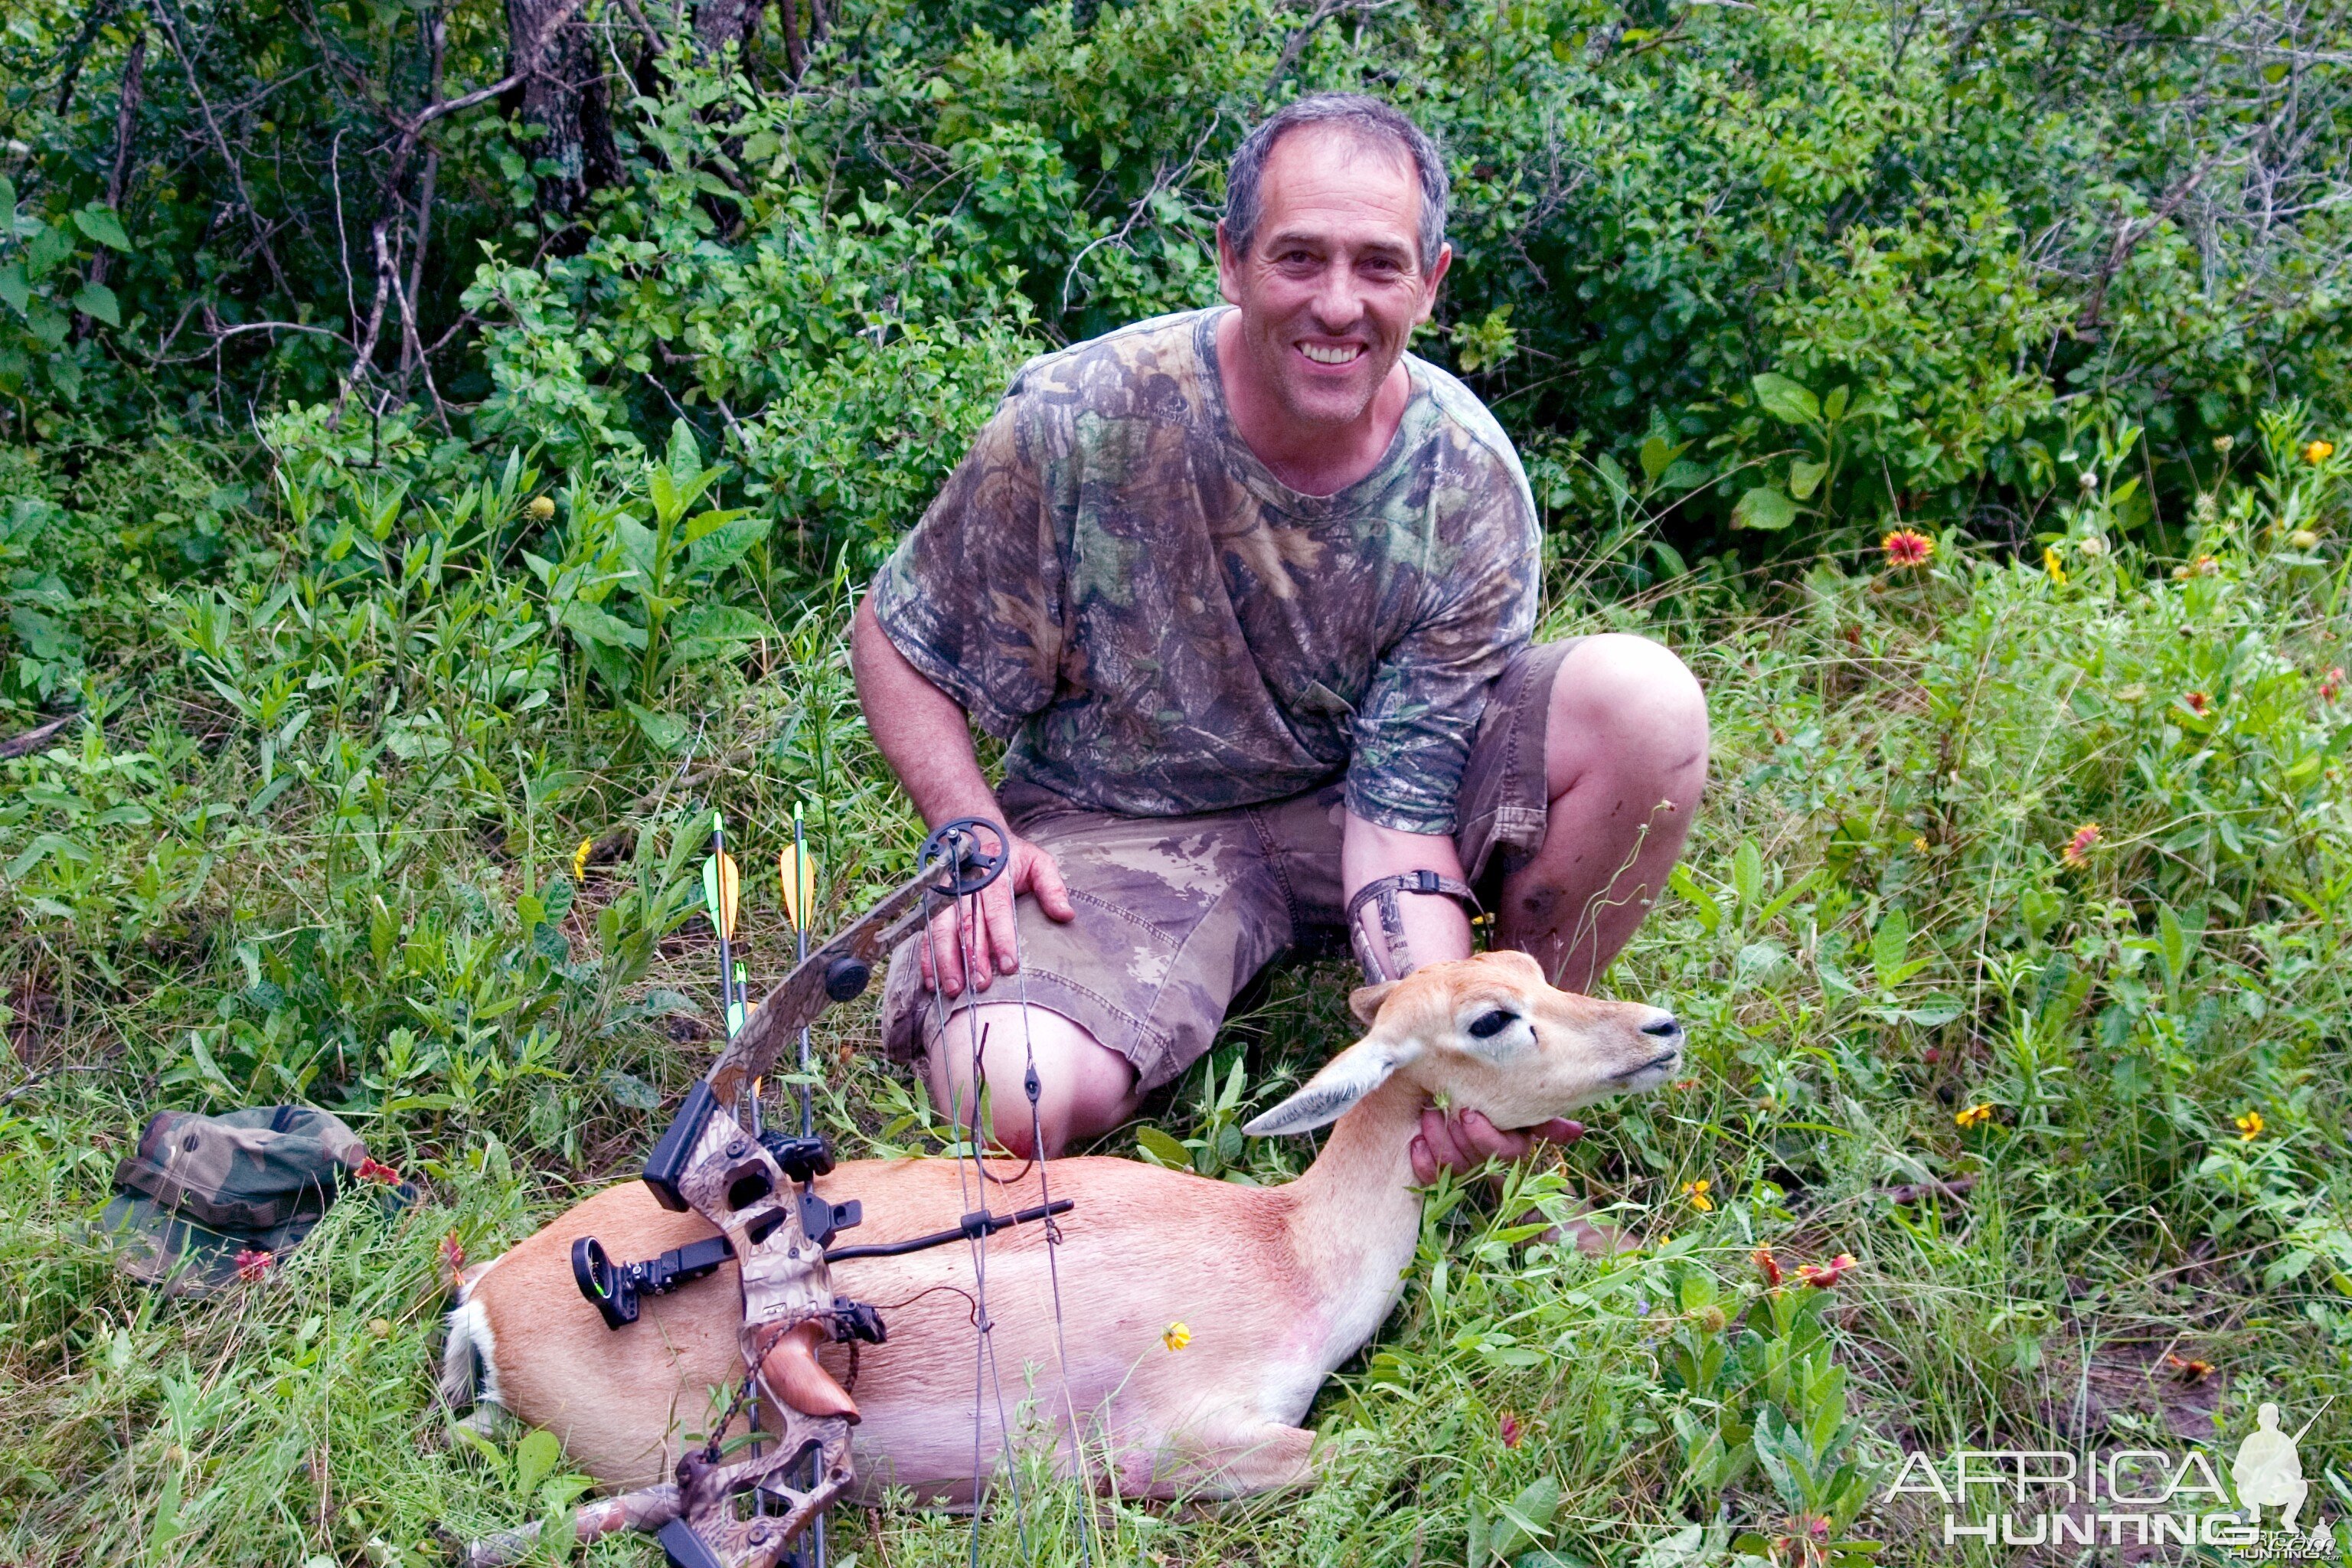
[24,223,74,279]
[1822,384,1850,422]
[626,703,690,751]
[613,516,658,582]
[0,264,27,314]
[2156,903,2190,987]
[74,206,132,251]
[681,505,752,544]
[1870,908,1911,979]
[1732,839,1763,910]
[1660,458,1710,490]
[513,1429,560,1499]
[669,604,773,658]
[1733,485,1798,531]
[71,282,119,325]
[665,418,701,480]
[1788,457,1828,501]
[27,297,68,348]
[1639,433,1674,484]
[1667,862,1720,933]
[684,515,769,578]
[1752,371,1821,425]
[1134,1126,1191,1168]
[560,600,648,651]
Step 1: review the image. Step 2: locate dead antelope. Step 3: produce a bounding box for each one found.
[442,949,1682,1503]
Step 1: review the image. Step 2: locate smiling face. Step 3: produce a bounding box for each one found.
[1217,123,1451,436]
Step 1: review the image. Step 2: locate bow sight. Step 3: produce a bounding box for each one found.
[540,815,1069,1568]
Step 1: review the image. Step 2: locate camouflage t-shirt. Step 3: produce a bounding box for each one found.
[870,306,1539,836]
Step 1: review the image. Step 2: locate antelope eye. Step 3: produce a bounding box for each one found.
[1467,1008,1517,1040]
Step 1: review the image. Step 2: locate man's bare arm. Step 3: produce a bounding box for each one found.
[1338,812,1475,968]
[851,595,1074,994]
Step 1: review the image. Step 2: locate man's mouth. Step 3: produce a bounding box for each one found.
[1298,342,1364,367]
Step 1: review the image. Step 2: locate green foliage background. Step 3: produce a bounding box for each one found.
[3,0,2352,1563]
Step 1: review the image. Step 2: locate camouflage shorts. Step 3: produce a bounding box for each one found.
[880,639,1579,1092]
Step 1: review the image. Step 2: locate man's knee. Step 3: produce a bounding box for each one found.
[926,1003,1137,1158]
[1546,633,1709,788]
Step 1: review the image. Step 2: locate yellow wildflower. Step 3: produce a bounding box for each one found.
[1683,1178,1713,1213]
[1161,1321,1191,1352]
[571,837,593,882]
[2043,546,2068,585]
[1955,1102,1994,1130]
[2236,1110,2263,1142]
[2305,440,2335,465]
[1911,835,1930,853]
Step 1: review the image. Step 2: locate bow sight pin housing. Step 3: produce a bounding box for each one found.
[572,1233,733,1331]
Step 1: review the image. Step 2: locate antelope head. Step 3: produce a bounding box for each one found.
[1242,949,1684,1137]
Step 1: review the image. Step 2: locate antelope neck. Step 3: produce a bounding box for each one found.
[1284,1073,1432,1326]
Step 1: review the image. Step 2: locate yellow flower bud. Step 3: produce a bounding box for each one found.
[528,495,557,521]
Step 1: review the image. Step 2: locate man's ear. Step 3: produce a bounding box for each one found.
[1243,1034,1422,1137]
[1348,980,1400,1026]
[1414,240,1454,323]
[1215,218,1243,307]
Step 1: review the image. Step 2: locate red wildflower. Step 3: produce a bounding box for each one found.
[354,1155,402,1186]
[1796,1253,1859,1289]
[2061,822,2101,867]
[2323,667,2344,701]
[235,1248,274,1282]
[2165,1354,2215,1385]
[440,1229,467,1287]
[1754,1244,1784,1289]
[1498,1411,1524,1449]
[1880,528,1934,568]
[2185,691,2210,715]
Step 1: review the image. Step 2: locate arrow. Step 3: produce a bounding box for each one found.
[778,809,815,933]
[786,801,815,1138]
[702,812,745,1040]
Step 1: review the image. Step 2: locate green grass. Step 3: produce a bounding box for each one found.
[4,413,2352,1566]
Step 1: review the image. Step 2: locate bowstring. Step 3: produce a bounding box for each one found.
[1016,948,1098,1565]
[920,828,1029,1567]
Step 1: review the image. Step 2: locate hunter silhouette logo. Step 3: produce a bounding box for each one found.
[2233,1403,2311,1529]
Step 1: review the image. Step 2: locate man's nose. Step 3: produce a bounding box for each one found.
[1309,265,1364,332]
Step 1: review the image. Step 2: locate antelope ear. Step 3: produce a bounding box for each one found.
[1243,1034,1422,1137]
[1348,981,1400,1026]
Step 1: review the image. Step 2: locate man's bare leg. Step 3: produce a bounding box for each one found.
[1500,633,1710,992]
[925,1001,1139,1159]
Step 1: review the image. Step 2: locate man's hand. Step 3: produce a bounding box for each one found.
[1409,1107,1582,1185]
[918,829,1076,996]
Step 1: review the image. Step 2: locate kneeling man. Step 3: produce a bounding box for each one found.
[853,93,1710,1177]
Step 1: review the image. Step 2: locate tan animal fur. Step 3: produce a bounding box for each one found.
[443,950,1682,1501]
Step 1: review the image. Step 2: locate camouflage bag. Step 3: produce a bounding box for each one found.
[96,1106,415,1297]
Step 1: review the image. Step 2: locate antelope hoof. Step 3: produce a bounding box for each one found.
[759,1319,860,1423]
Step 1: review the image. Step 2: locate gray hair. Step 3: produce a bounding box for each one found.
[1222,93,1449,274]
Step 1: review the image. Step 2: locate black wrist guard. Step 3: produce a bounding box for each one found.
[1347,870,1481,984]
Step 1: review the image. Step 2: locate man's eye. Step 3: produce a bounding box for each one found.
[1468,1009,1517,1039]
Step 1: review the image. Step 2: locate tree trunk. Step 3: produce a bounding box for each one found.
[694,0,769,64]
[502,0,619,220]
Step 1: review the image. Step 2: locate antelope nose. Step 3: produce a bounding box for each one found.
[1642,1015,1683,1039]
